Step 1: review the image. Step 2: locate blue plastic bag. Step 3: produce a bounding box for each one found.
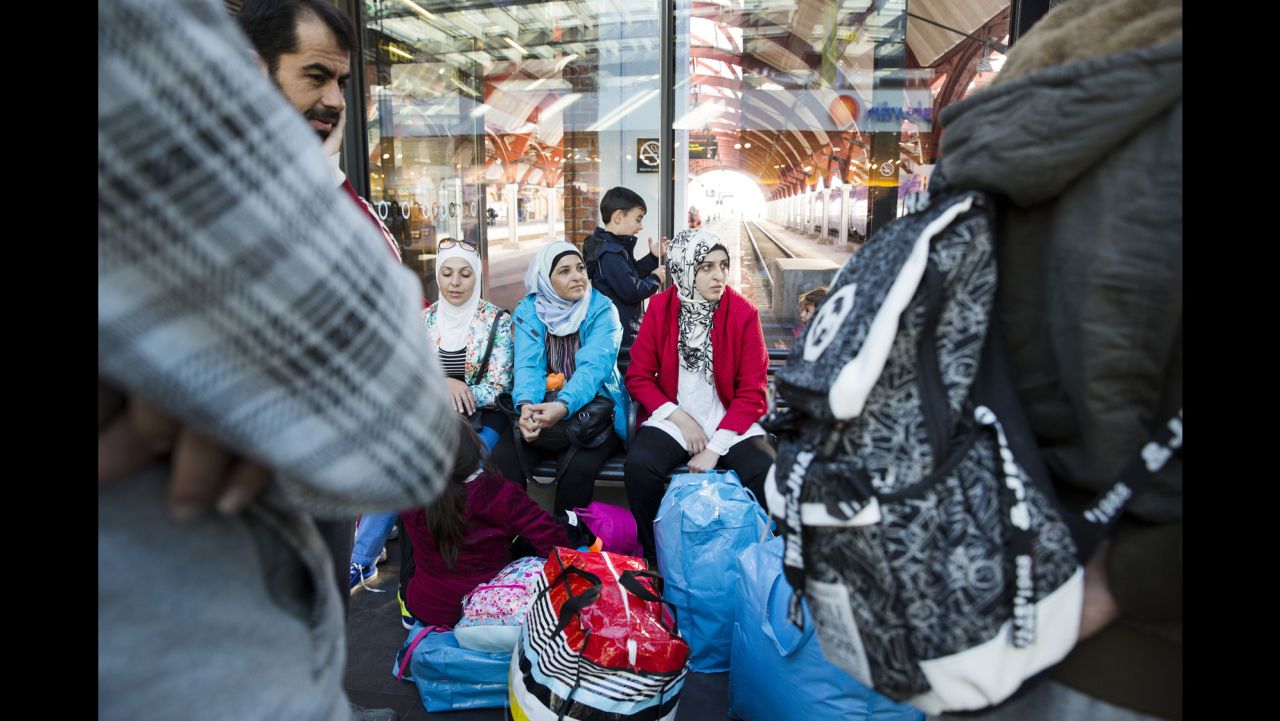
[654,471,771,672]
[728,537,926,721]
[392,624,510,712]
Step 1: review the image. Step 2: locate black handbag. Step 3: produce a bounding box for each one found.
[535,392,615,449]
[464,310,508,432]
[496,391,615,486]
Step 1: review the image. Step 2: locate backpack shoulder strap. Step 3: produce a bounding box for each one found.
[470,309,508,386]
[976,291,1182,561]
[1071,409,1181,558]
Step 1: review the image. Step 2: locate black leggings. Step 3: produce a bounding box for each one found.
[477,408,508,435]
[492,429,622,515]
[623,426,775,560]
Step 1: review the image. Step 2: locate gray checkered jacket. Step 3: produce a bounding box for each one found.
[98,0,456,718]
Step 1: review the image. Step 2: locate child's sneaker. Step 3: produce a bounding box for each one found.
[398,589,415,631]
[349,563,377,593]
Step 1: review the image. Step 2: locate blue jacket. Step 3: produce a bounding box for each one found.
[511,289,630,447]
[583,227,660,348]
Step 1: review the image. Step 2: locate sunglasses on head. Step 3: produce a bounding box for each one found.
[438,237,479,252]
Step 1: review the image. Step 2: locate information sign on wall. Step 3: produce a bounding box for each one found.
[637,139,660,173]
[688,135,718,160]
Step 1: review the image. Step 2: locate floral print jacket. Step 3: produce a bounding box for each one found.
[421,299,514,409]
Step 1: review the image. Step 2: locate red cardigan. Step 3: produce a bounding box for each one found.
[625,285,768,435]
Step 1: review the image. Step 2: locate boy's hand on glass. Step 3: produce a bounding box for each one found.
[648,235,669,258]
[650,266,667,286]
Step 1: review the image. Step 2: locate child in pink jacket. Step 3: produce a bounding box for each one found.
[402,418,569,627]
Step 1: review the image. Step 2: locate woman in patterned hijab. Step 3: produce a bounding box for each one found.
[666,229,726,380]
[622,227,774,561]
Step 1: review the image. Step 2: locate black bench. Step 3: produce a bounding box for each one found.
[529,347,791,485]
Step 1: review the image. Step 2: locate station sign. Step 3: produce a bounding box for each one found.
[688,135,718,160]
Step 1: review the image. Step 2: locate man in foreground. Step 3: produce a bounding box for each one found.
[98,1,455,719]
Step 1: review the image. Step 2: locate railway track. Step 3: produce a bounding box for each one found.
[742,220,797,289]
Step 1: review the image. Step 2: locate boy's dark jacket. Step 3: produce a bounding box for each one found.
[583,227,660,348]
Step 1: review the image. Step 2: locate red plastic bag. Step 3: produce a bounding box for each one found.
[509,548,690,720]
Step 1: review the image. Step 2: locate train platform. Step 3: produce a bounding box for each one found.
[752,219,859,268]
[479,212,857,322]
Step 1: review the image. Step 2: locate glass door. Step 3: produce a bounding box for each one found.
[361,0,664,311]
[669,0,1008,349]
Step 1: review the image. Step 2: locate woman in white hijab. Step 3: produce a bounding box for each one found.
[350,237,513,595]
[420,237,515,448]
[622,228,773,561]
[490,241,630,515]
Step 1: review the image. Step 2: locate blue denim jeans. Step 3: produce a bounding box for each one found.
[477,426,499,453]
[350,512,397,569]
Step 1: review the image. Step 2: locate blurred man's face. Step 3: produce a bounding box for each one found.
[272,12,351,141]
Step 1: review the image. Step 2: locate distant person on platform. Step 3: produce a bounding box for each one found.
[582,187,667,349]
[793,286,828,338]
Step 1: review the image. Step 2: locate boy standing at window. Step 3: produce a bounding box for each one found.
[583,187,667,349]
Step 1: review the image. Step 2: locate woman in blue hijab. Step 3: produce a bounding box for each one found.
[491,241,629,514]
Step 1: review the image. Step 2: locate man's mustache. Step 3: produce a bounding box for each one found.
[306,107,341,124]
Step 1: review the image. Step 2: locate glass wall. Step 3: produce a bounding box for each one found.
[361,0,663,310]
[671,0,1009,348]
[356,0,1009,323]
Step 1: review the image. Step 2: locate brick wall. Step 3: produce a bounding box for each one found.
[561,54,600,249]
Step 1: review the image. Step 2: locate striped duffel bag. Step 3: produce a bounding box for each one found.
[509,547,690,721]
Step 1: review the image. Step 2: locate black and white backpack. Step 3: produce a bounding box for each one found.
[763,176,1182,714]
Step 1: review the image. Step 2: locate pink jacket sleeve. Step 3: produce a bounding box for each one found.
[499,481,570,555]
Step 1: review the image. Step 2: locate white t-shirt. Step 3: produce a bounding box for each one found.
[641,364,765,455]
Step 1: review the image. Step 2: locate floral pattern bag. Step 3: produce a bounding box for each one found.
[453,556,546,653]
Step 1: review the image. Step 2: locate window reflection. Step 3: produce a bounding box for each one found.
[358,0,1010,338]
[672,0,1007,349]
[363,0,662,310]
